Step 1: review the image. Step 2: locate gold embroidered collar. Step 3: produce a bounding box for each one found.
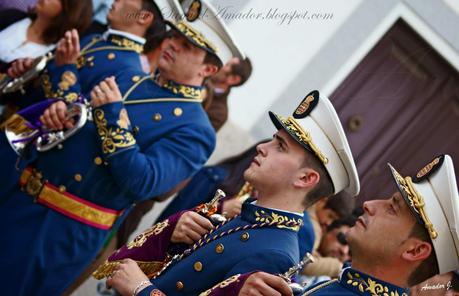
[341,268,408,296]
[243,203,303,232]
[154,73,206,100]
[107,34,144,53]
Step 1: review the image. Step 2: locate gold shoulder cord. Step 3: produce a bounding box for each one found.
[302,279,338,295]
[122,75,152,101]
[122,76,203,105]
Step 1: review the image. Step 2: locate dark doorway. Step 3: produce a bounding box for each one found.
[331,19,459,203]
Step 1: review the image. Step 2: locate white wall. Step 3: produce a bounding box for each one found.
[209,0,363,131]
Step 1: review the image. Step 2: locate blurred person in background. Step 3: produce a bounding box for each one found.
[0,0,92,67]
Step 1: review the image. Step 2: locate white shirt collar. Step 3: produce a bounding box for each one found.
[103,28,146,45]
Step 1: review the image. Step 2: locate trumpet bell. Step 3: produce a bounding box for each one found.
[4,119,40,156]
[0,73,13,92]
[2,53,51,94]
[3,101,89,156]
[36,103,89,152]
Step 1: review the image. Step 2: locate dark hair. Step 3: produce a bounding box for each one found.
[143,29,166,53]
[216,139,270,196]
[327,215,357,232]
[141,0,166,47]
[231,57,252,87]
[204,52,223,69]
[407,222,439,286]
[324,191,355,218]
[29,0,93,44]
[301,150,334,206]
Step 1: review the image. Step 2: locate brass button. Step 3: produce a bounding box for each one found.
[176,281,184,290]
[94,157,103,165]
[215,243,224,254]
[240,232,249,241]
[153,113,162,121]
[194,261,203,272]
[74,174,82,182]
[107,53,116,60]
[58,185,66,193]
[132,75,140,82]
[173,107,183,117]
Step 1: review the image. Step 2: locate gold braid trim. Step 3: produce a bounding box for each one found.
[1,113,33,134]
[303,279,338,295]
[174,21,218,53]
[281,116,329,165]
[345,271,408,296]
[126,220,169,249]
[254,210,303,231]
[108,35,144,53]
[162,80,206,100]
[406,177,437,239]
[199,274,241,296]
[94,109,136,154]
[92,259,164,280]
[391,168,437,239]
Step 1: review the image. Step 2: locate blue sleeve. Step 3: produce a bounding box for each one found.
[93,101,216,201]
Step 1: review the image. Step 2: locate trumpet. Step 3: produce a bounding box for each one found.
[0,52,53,94]
[279,252,315,295]
[197,189,227,225]
[4,98,90,156]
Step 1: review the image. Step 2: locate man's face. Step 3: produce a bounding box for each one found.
[157,30,207,84]
[315,199,340,231]
[243,129,308,195]
[107,0,143,28]
[318,225,351,262]
[346,191,417,264]
[211,57,240,86]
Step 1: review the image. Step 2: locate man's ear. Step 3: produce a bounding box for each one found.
[200,64,219,78]
[137,11,154,26]
[402,239,432,262]
[294,168,320,189]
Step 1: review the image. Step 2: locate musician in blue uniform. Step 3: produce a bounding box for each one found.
[92,88,360,296]
[0,0,243,295]
[215,154,459,296]
[0,0,166,200]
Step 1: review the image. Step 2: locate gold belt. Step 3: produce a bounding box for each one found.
[19,167,123,230]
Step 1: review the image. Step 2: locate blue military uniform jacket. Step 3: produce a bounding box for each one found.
[157,165,315,259]
[136,202,303,296]
[0,29,149,199]
[0,33,216,295]
[8,29,146,110]
[303,267,409,296]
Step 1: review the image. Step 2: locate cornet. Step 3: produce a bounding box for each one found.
[197,189,228,225]
[4,97,90,156]
[0,52,53,94]
[279,252,316,295]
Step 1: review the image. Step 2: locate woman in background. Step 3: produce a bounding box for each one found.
[0,0,92,66]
